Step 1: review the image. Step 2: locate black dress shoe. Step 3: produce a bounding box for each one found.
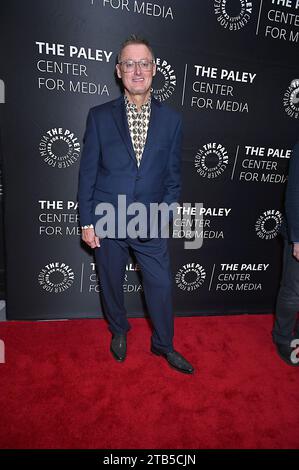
[110,334,127,362]
[151,346,194,374]
[274,342,299,367]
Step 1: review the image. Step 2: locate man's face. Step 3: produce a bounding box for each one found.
[116,44,156,98]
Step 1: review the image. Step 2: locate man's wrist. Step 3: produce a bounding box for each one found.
[81,224,94,230]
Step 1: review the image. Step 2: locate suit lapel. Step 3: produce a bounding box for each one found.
[111,95,162,168]
[139,97,161,170]
[111,96,136,163]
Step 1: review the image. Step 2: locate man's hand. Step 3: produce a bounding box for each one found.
[293,243,299,261]
[82,227,100,249]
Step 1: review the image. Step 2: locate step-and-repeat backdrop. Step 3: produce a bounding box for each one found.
[1,0,299,319]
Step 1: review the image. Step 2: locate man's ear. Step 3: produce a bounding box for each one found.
[116,64,122,79]
[152,64,157,77]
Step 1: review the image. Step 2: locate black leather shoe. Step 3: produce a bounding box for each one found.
[110,334,127,362]
[151,346,194,374]
[274,342,299,367]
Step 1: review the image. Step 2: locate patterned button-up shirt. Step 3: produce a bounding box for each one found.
[124,94,151,167]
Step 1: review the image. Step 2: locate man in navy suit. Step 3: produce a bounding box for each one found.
[273,141,299,366]
[78,35,194,374]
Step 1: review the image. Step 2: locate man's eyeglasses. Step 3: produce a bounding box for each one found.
[118,60,155,73]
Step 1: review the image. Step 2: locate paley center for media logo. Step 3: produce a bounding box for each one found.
[175,262,206,291]
[194,142,229,178]
[214,0,253,31]
[152,58,176,102]
[38,262,75,293]
[255,209,283,240]
[283,79,299,119]
[39,127,81,168]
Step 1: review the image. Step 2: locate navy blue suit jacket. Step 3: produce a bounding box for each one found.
[284,141,299,242]
[78,95,182,236]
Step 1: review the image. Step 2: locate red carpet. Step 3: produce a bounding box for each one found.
[0,314,298,449]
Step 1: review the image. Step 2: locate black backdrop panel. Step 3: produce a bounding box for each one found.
[1,0,299,319]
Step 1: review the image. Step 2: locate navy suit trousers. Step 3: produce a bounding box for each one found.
[95,236,174,353]
[273,239,299,345]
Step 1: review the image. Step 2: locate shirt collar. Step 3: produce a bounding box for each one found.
[124,94,151,113]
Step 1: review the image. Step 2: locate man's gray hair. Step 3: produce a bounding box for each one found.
[117,34,155,63]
